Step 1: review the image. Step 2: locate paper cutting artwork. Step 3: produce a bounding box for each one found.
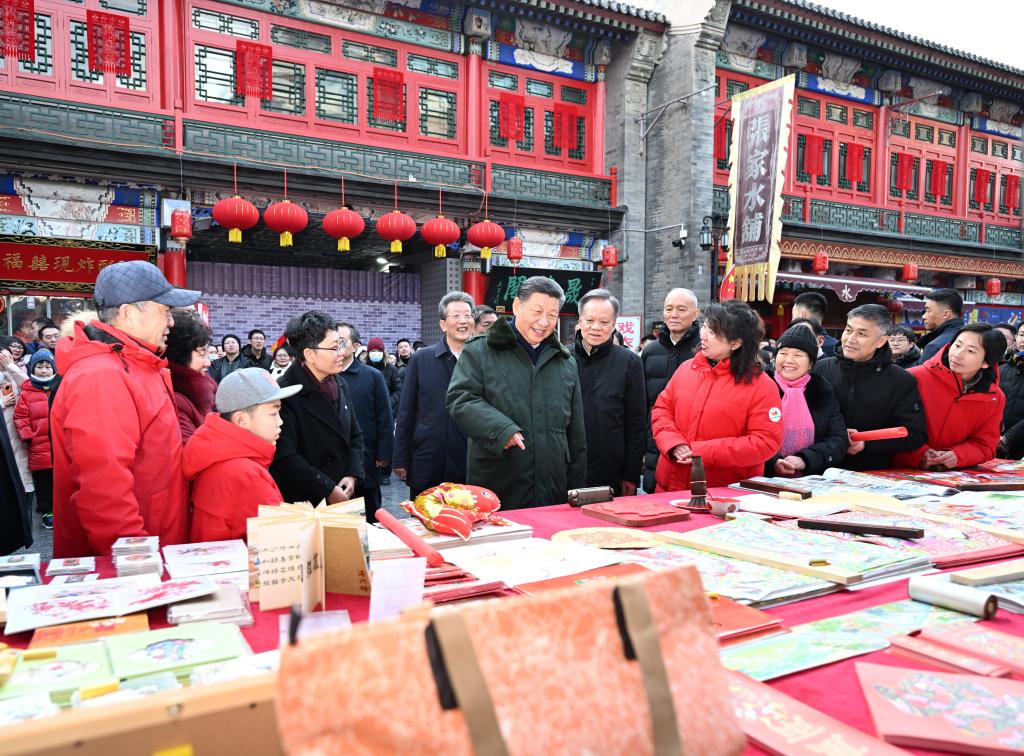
[551,528,660,549]
[919,623,1024,676]
[879,493,1024,544]
[858,662,1024,754]
[132,638,215,665]
[441,538,621,586]
[720,630,889,681]
[798,600,975,637]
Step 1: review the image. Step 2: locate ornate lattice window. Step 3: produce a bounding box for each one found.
[342,41,396,67]
[797,96,820,118]
[852,109,874,130]
[914,124,934,143]
[70,20,103,83]
[115,31,147,90]
[488,100,532,151]
[367,78,406,131]
[260,60,305,115]
[726,80,749,98]
[526,79,552,98]
[971,136,989,154]
[99,0,146,16]
[992,141,1009,159]
[796,134,832,186]
[192,8,258,38]
[890,153,921,200]
[938,129,956,147]
[890,118,910,138]
[924,160,953,206]
[969,168,994,211]
[315,68,357,124]
[568,116,586,161]
[271,25,330,54]
[407,53,457,79]
[194,44,243,106]
[837,144,871,192]
[716,119,732,171]
[419,88,456,139]
[18,14,52,76]
[825,103,847,124]
[999,174,1022,216]
[488,71,517,91]
[561,85,587,104]
[1014,146,1022,162]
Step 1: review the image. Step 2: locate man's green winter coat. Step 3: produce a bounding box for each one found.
[446,316,587,509]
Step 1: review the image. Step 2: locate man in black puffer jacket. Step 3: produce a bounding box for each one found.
[999,349,1024,459]
[640,288,701,492]
[813,304,927,471]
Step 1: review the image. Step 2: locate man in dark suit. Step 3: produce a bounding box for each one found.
[271,311,365,505]
[394,292,475,497]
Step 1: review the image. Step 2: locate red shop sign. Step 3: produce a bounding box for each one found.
[0,242,152,289]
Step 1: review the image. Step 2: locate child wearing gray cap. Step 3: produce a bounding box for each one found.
[183,368,301,542]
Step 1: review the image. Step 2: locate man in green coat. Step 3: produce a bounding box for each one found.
[447,276,587,509]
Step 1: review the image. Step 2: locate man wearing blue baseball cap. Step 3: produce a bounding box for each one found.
[50,261,202,557]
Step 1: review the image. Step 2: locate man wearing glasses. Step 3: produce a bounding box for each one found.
[270,310,364,506]
[887,326,921,369]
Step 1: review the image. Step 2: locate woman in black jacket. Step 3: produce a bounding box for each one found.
[765,325,848,475]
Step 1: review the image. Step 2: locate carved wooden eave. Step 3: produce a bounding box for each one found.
[781,238,1024,278]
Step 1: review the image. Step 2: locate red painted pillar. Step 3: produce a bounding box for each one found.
[466,39,483,160]
[462,270,489,305]
[874,105,889,208]
[594,65,606,175]
[954,119,971,218]
[164,249,187,286]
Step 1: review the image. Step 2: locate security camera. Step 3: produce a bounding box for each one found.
[671,224,687,248]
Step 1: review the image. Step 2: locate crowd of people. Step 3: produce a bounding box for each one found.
[0,260,1020,559]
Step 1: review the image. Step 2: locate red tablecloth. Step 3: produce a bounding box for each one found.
[10,491,1023,754]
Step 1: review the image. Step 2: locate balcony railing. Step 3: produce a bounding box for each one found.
[713,186,1022,253]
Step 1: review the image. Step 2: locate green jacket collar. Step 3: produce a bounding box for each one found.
[486,315,570,359]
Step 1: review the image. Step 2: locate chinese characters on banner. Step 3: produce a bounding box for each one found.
[727,75,795,302]
[615,316,642,350]
[486,266,602,315]
[0,242,153,291]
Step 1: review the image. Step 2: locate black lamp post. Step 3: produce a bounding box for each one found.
[700,213,730,302]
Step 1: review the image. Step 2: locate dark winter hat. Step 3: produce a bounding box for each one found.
[94,261,201,309]
[28,348,55,372]
[776,325,819,364]
[367,337,386,353]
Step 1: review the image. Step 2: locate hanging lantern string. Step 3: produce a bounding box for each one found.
[283,168,288,200]
[438,188,443,215]
[232,161,238,195]
[341,176,346,206]
[393,179,398,211]
[484,191,489,218]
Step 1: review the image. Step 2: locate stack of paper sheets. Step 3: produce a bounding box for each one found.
[104,622,252,684]
[111,537,160,557]
[162,540,250,582]
[167,584,253,627]
[45,558,96,577]
[114,553,163,577]
[367,517,534,561]
[0,642,114,707]
[439,537,620,587]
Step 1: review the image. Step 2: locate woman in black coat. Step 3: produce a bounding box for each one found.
[765,325,848,476]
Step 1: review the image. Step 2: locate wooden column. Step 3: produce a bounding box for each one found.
[594,65,606,175]
[466,38,484,161]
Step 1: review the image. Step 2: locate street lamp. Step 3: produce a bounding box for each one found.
[700,213,730,302]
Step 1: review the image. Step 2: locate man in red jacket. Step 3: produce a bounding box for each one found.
[186,368,299,542]
[50,261,201,557]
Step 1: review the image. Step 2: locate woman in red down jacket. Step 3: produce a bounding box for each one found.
[894,324,1005,470]
[651,300,783,491]
[165,310,217,444]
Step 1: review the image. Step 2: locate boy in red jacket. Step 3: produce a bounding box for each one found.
[13,348,56,529]
[184,368,300,542]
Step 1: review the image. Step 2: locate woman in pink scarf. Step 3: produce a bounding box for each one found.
[766,325,848,476]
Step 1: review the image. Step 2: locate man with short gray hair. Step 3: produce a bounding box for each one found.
[51,260,201,556]
[394,291,476,496]
[574,289,647,496]
[447,276,586,508]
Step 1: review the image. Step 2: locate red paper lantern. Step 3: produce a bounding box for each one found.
[421,215,461,259]
[169,209,192,242]
[884,298,904,314]
[263,200,308,247]
[601,244,618,269]
[322,208,364,252]
[467,219,505,260]
[376,210,417,254]
[211,195,259,243]
[812,251,829,275]
[900,262,918,283]
[506,235,523,264]
[986,277,1002,298]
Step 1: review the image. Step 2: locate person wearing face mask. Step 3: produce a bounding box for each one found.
[573,289,646,496]
[894,324,1005,470]
[14,349,57,529]
[651,300,783,491]
[764,326,847,477]
[365,337,402,416]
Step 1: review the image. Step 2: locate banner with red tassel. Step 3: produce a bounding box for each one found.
[1,0,35,62]
[235,40,272,99]
[895,152,914,192]
[714,116,729,163]
[552,103,578,151]
[499,92,525,142]
[804,134,824,179]
[974,168,991,206]
[929,160,948,199]
[1005,174,1020,212]
[845,143,865,184]
[86,10,130,76]
[372,67,404,122]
